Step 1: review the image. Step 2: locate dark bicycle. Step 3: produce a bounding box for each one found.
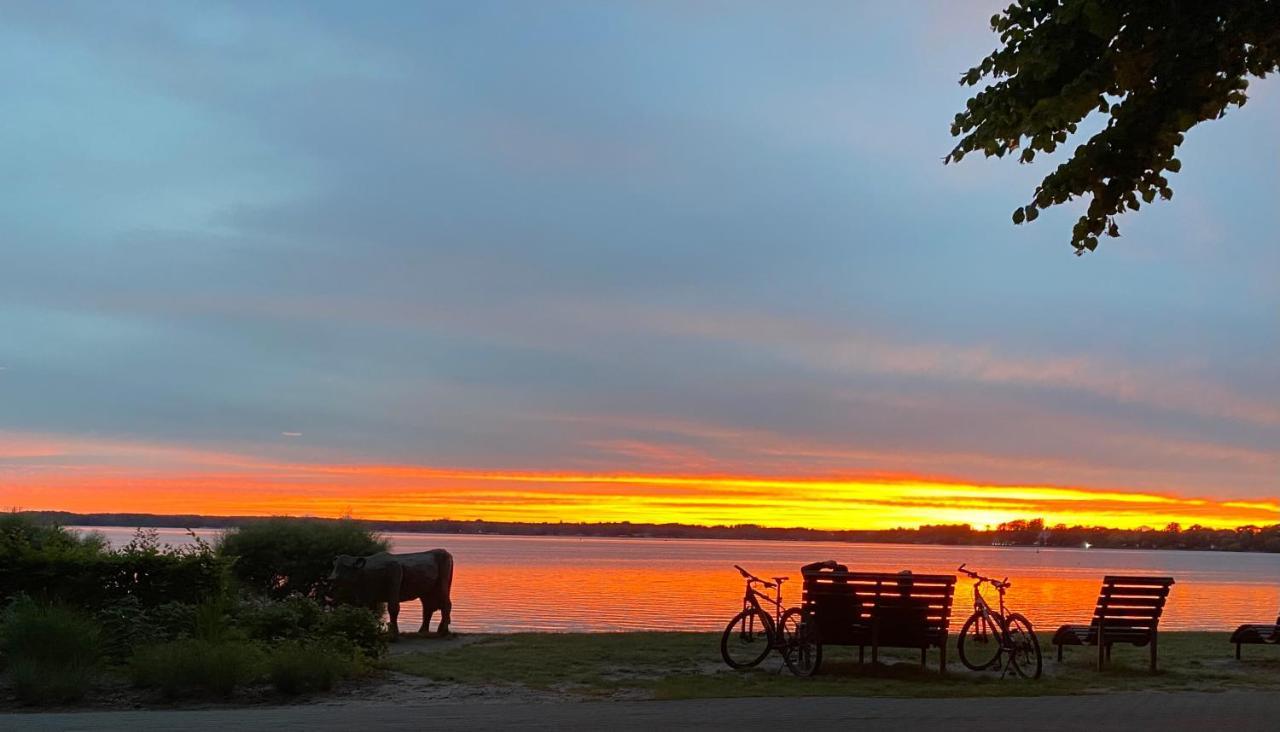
[720,564,819,676]
[956,564,1042,678]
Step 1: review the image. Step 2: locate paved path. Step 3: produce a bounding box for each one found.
[6,691,1278,731]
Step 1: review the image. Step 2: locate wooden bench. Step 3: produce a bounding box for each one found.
[1229,612,1280,659]
[1052,576,1174,671]
[801,565,956,673]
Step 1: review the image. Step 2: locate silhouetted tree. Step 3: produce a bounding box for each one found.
[947,1,1280,253]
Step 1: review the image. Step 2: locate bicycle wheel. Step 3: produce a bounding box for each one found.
[1004,613,1042,679]
[779,608,822,677]
[957,612,1002,671]
[720,608,774,669]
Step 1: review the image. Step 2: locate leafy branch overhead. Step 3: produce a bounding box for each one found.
[946,1,1280,254]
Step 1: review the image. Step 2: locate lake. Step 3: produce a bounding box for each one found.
[80,527,1280,633]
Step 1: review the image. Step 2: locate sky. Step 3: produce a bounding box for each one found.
[1,1,1277,530]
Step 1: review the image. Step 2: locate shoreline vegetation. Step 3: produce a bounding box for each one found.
[1,515,388,707]
[23,511,1280,554]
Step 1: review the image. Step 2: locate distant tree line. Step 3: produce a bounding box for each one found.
[991,518,1280,553]
[20,511,1280,554]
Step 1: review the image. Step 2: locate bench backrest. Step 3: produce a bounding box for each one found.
[1092,575,1174,632]
[802,570,956,645]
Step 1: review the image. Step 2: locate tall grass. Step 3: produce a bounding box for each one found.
[266,641,360,694]
[129,639,264,698]
[0,600,101,704]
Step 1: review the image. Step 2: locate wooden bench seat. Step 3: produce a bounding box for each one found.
[1229,613,1280,658]
[1052,575,1174,671]
[802,566,955,673]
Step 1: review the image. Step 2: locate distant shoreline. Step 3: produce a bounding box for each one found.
[18,510,1280,554]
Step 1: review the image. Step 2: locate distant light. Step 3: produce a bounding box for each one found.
[1083,541,1091,549]
[281,432,302,437]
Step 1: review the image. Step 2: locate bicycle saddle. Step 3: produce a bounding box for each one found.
[772,576,789,584]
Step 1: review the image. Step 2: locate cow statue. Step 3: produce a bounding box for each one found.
[329,549,454,639]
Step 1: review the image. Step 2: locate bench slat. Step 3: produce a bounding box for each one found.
[1099,586,1172,597]
[1100,576,1175,586]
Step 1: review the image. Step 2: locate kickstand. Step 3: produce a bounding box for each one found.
[999,651,1015,679]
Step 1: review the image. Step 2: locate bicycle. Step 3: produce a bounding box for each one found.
[720,564,820,676]
[955,564,1042,678]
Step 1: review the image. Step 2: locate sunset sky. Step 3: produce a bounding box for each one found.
[2,2,1277,530]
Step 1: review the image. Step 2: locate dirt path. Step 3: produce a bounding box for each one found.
[7,690,1279,731]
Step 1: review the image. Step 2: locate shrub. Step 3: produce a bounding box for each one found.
[232,596,384,659]
[0,599,101,704]
[235,594,323,643]
[266,641,359,695]
[217,518,387,600]
[316,605,386,659]
[129,639,264,698]
[0,525,227,611]
[0,513,106,560]
[95,596,203,660]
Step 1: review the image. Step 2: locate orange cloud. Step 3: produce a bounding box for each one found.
[2,433,1275,530]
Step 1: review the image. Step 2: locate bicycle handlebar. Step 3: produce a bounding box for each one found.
[956,564,1010,589]
[734,564,776,589]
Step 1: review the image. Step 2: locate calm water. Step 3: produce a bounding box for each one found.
[81,527,1280,632]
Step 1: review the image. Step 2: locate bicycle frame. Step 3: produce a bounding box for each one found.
[742,580,787,629]
[971,580,1007,631]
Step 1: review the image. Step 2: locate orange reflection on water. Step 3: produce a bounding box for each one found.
[87,529,1280,633]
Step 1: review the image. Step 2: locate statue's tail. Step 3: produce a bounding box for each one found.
[441,550,455,600]
[437,550,455,635]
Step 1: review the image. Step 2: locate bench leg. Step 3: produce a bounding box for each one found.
[1056,643,1063,662]
[1150,633,1158,672]
[872,643,879,665]
[940,641,947,674]
[859,646,865,664]
[920,647,926,669]
[1236,642,1242,660]
[1097,629,1105,671]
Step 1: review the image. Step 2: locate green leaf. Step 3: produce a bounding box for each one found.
[943,0,1267,253]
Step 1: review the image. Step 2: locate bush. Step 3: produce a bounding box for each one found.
[0,553,225,610]
[266,641,359,695]
[235,594,323,643]
[0,513,106,561]
[233,596,385,659]
[95,596,199,660]
[0,525,227,611]
[129,639,264,699]
[218,518,387,600]
[317,605,386,659]
[0,599,101,704]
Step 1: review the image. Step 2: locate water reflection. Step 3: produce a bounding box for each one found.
[83,528,1280,632]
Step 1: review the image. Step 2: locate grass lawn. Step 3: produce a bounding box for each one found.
[383,632,1280,700]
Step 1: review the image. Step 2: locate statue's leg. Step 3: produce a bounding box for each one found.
[386,566,404,640]
[420,597,435,634]
[438,592,452,636]
[387,600,401,640]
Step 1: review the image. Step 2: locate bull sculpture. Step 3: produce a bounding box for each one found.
[329,549,454,638]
